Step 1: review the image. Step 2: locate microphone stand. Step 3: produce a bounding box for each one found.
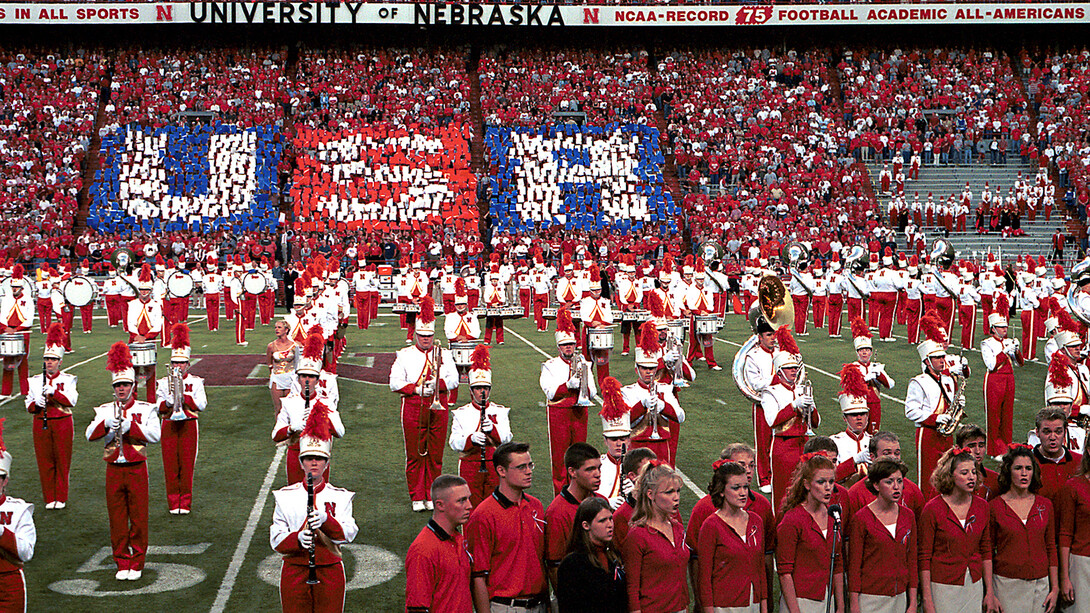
[826,504,842,613]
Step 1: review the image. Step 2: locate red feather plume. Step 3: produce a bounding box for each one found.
[661,257,674,274]
[139,263,153,283]
[1050,352,1074,388]
[683,254,694,269]
[171,323,190,350]
[638,321,660,354]
[647,291,665,319]
[995,294,1009,319]
[849,317,871,340]
[919,313,947,343]
[775,325,800,355]
[419,295,436,325]
[301,400,332,442]
[556,306,575,334]
[302,333,325,360]
[106,342,133,374]
[1058,307,1081,334]
[695,258,705,274]
[589,265,601,283]
[11,264,22,280]
[294,277,307,296]
[839,363,868,398]
[1056,264,1065,278]
[45,322,65,348]
[454,276,467,296]
[470,344,490,372]
[599,376,626,421]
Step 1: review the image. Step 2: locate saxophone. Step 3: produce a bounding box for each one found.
[937,374,968,437]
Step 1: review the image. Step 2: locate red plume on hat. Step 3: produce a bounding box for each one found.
[171,322,190,350]
[599,376,626,421]
[470,344,490,372]
[301,400,332,442]
[695,258,705,274]
[1050,352,1074,388]
[302,332,325,361]
[106,341,133,374]
[850,317,871,340]
[683,254,694,269]
[995,294,1010,319]
[638,321,660,355]
[1058,307,1081,334]
[295,277,307,296]
[12,264,23,280]
[562,253,572,268]
[556,306,576,334]
[454,276,467,297]
[46,322,65,348]
[139,263,153,283]
[775,325,799,355]
[919,313,947,343]
[661,256,674,274]
[419,295,436,325]
[839,363,868,398]
[589,265,601,283]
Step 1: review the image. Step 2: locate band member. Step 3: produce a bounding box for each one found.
[288,327,340,409]
[0,421,36,612]
[788,255,814,336]
[847,458,918,613]
[155,324,206,515]
[444,279,480,344]
[932,252,961,336]
[448,345,512,508]
[988,444,1059,613]
[905,338,960,501]
[777,453,844,613]
[850,317,894,433]
[103,266,126,328]
[596,380,631,508]
[615,254,642,355]
[0,265,34,397]
[621,461,690,613]
[483,266,507,345]
[257,256,276,325]
[956,265,981,350]
[351,261,373,330]
[465,442,548,613]
[556,255,581,342]
[905,255,924,343]
[238,262,259,344]
[843,258,871,327]
[826,255,845,337]
[981,294,1023,457]
[390,297,459,511]
[202,258,222,332]
[763,326,819,513]
[540,307,598,495]
[685,259,721,371]
[623,323,686,467]
[50,272,73,353]
[35,268,51,333]
[275,334,345,486]
[1017,263,1043,361]
[1050,312,1090,433]
[270,421,358,613]
[580,265,614,386]
[267,320,298,419]
[545,442,603,587]
[696,459,767,613]
[918,447,998,613]
[531,251,551,332]
[831,365,873,486]
[742,309,778,492]
[25,323,77,509]
[405,475,474,613]
[126,264,163,402]
[86,343,161,580]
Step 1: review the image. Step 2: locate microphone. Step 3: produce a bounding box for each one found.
[829,503,843,526]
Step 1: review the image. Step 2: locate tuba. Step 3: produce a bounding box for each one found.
[844,244,867,274]
[780,241,811,272]
[109,247,137,274]
[929,238,956,271]
[732,275,794,402]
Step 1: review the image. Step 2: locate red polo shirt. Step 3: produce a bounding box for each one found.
[1035,446,1081,503]
[545,487,605,566]
[847,504,918,596]
[776,505,844,601]
[918,495,992,585]
[989,495,1056,581]
[465,488,547,599]
[405,520,472,613]
[621,520,690,613]
[697,511,765,608]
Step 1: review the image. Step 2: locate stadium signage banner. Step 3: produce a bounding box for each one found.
[0,2,1085,25]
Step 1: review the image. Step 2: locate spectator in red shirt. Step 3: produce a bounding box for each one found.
[776,453,844,613]
[620,461,689,613]
[1031,408,1083,504]
[988,444,1059,613]
[404,474,474,613]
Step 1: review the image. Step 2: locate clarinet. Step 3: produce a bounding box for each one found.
[40,360,48,431]
[478,400,489,474]
[305,473,320,585]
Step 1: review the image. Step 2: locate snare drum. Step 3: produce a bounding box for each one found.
[392,303,421,314]
[622,310,651,322]
[166,271,195,298]
[63,276,97,307]
[450,341,480,368]
[695,315,720,336]
[0,334,25,357]
[129,342,157,368]
[587,326,615,350]
[243,272,267,295]
[471,307,487,317]
[542,307,558,320]
[502,306,522,318]
[485,308,505,318]
[666,320,687,343]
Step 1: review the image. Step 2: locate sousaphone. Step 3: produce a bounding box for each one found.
[733,275,794,402]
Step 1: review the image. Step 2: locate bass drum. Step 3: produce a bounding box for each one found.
[166,271,195,298]
[243,272,267,295]
[63,276,97,307]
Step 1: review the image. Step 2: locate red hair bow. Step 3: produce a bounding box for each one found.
[799,452,823,464]
[712,458,734,472]
[1007,443,1032,452]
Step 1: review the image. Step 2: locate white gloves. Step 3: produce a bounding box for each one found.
[793,396,814,410]
[470,431,487,446]
[36,396,46,410]
[567,374,581,390]
[642,395,660,412]
[1079,404,1090,417]
[663,349,681,365]
[621,476,635,497]
[307,508,327,531]
[481,416,494,432]
[43,384,55,397]
[289,416,303,433]
[863,370,878,383]
[298,529,314,550]
[935,414,952,425]
[853,449,871,465]
[104,416,119,431]
[608,496,625,511]
[121,418,132,434]
[419,381,435,397]
[675,406,686,424]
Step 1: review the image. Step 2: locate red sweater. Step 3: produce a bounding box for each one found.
[697,512,765,608]
[612,500,634,548]
[847,505,918,596]
[685,492,776,555]
[989,495,1056,580]
[621,520,690,613]
[776,505,844,601]
[1059,476,1090,556]
[845,477,927,524]
[917,496,991,585]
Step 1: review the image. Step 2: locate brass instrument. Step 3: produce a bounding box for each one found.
[169,365,186,421]
[844,245,868,274]
[781,242,814,297]
[572,352,593,407]
[304,473,320,585]
[418,346,443,457]
[937,373,968,437]
[798,369,815,436]
[648,390,664,440]
[732,275,794,402]
[663,332,689,388]
[929,238,956,270]
[39,360,48,431]
[107,390,127,462]
[632,385,670,440]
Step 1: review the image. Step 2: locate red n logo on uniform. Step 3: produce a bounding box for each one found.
[325,502,336,517]
[0,511,12,524]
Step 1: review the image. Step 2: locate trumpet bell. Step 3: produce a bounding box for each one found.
[109,248,137,274]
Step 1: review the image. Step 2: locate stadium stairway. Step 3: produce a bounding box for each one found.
[645,50,682,203]
[75,73,111,235]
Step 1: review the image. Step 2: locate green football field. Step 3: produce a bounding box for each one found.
[8,304,1048,612]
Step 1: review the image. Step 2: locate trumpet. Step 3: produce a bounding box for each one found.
[169,365,186,421]
[418,346,443,457]
[572,352,593,407]
[107,391,126,462]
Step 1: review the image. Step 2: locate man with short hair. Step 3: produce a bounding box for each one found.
[540,307,597,494]
[981,296,1023,457]
[844,431,927,520]
[155,323,207,515]
[545,442,603,587]
[905,338,959,500]
[741,312,777,491]
[956,424,999,500]
[25,323,78,509]
[405,475,474,613]
[1030,407,1083,503]
[448,346,512,507]
[466,442,548,613]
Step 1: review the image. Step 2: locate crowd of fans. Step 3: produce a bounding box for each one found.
[1034,48,1090,222]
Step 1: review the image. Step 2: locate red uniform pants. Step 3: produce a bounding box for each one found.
[826,296,844,336]
[60,308,73,351]
[354,294,370,329]
[459,455,499,509]
[896,290,907,325]
[1021,309,1039,360]
[753,402,772,487]
[225,295,237,322]
[631,436,672,468]
[279,561,346,613]
[984,371,1015,456]
[205,294,220,331]
[958,303,977,349]
[981,294,993,323]
[161,419,198,512]
[934,297,955,335]
[905,299,922,343]
[1036,304,1048,338]
[401,397,448,502]
[368,291,378,320]
[812,295,827,329]
[37,299,51,332]
[519,288,532,318]
[771,436,806,515]
[162,301,178,348]
[80,304,93,332]
[865,388,883,434]
[483,317,505,344]
[0,570,25,613]
[868,296,880,329]
[533,295,548,331]
[105,295,123,326]
[1,334,30,397]
[33,414,73,505]
[548,403,588,494]
[259,291,274,324]
[916,427,952,501]
[686,318,717,367]
[874,291,898,339]
[845,297,864,330]
[792,295,809,335]
[106,461,149,572]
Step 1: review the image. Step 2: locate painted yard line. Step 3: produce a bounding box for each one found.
[714,337,905,406]
[209,445,286,613]
[506,324,708,499]
[714,398,727,405]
